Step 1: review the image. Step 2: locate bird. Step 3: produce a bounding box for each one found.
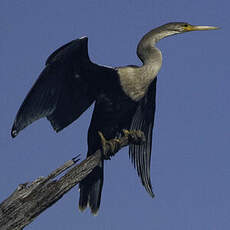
[11,22,218,214]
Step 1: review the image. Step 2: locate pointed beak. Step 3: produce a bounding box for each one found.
[186,25,220,31]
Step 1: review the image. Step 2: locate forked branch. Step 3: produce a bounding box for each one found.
[0,130,145,230]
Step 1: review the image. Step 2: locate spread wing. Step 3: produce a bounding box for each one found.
[11,37,100,137]
[129,78,157,197]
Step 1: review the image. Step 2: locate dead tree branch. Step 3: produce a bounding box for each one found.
[0,130,145,230]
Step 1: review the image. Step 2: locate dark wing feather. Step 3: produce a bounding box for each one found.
[129,78,157,197]
[11,37,97,137]
[45,40,76,65]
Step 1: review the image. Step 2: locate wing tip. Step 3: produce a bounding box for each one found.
[11,128,18,138]
[145,182,155,198]
[148,189,155,198]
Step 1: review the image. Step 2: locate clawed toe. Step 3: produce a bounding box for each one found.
[98,130,145,160]
[98,132,122,160]
[122,129,146,144]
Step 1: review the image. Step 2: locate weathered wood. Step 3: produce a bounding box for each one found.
[0,130,145,230]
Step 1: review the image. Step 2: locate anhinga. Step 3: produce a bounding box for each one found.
[11,22,218,214]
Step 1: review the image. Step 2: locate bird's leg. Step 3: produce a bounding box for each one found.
[122,129,146,145]
[98,131,107,158]
[98,131,122,160]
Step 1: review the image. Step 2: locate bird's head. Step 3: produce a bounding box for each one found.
[160,22,219,34]
[137,22,219,63]
[139,22,219,48]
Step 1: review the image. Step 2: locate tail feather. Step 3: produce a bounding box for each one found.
[89,178,103,215]
[79,186,89,212]
[79,161,104,214]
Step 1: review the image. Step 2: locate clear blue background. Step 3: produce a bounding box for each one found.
[0,0,228,229]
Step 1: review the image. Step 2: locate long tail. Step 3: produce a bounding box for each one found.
[79,160,104,215]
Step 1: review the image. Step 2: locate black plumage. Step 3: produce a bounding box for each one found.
[11,22,219,214]
[11,36,157,214]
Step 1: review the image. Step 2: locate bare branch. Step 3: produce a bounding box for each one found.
[0,130,145,230]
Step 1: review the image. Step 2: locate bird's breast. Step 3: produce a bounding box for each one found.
[117,65,159,102]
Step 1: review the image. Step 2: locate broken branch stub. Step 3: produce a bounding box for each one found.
[0,130,145,230]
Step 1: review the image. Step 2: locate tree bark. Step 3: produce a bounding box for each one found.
[0,130,145,230]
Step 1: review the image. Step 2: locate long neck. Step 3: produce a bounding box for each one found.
[137,26,179,64]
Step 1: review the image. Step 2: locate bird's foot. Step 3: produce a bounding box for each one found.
[98,131,121,160]
[122,129,146,145]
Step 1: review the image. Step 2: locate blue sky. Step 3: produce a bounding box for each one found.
[0,0,229,229]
